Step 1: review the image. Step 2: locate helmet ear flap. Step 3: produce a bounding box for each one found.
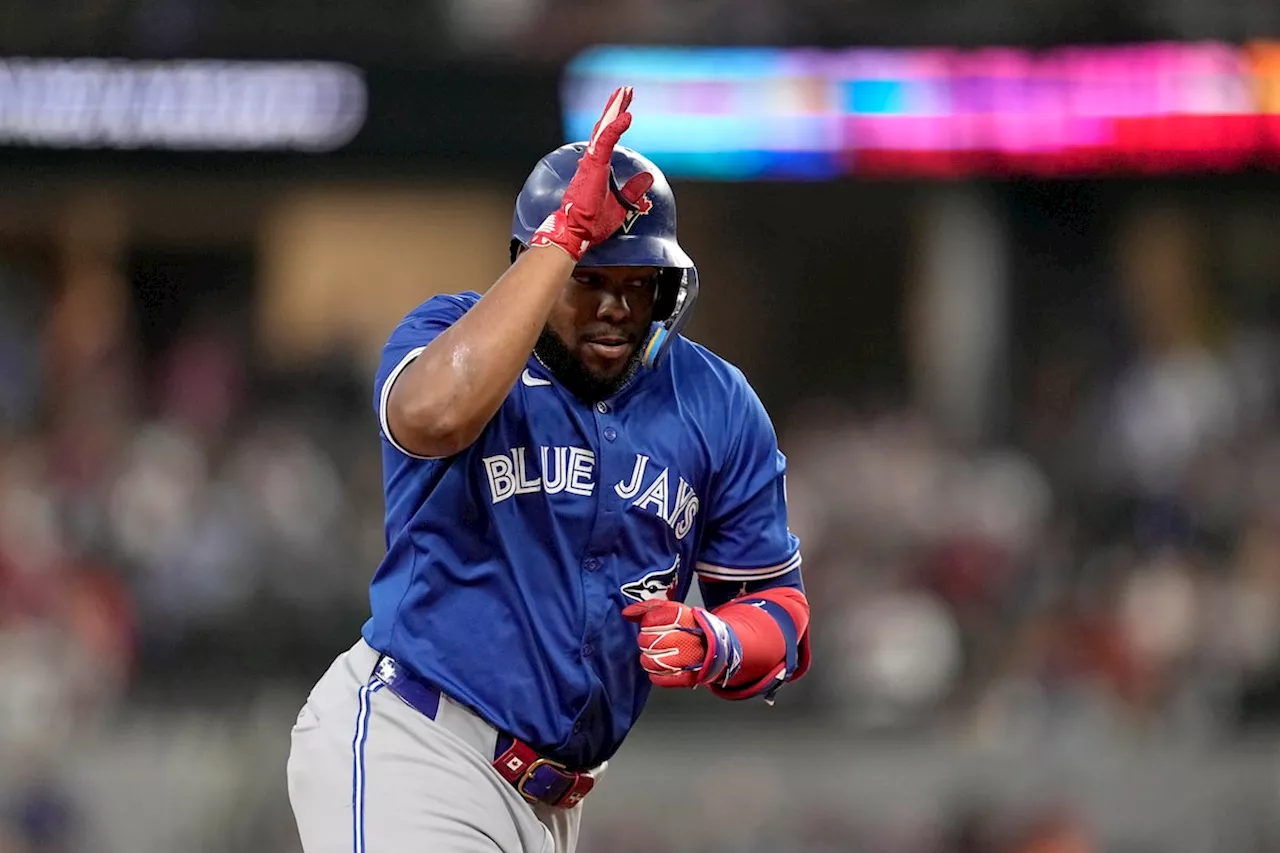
[652,268,684,321]
[642,268,699,369]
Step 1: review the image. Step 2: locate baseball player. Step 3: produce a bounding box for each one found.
[286,87,812,853]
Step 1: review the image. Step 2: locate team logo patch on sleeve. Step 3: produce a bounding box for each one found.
[620,556,680,602]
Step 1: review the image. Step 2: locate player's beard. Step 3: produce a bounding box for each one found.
[534,325,642,403]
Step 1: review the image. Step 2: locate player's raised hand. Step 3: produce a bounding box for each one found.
[621,600,743,689]
[529,86,654,262]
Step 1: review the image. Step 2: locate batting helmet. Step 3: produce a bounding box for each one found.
[510,142,699,369]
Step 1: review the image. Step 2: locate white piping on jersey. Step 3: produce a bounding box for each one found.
[379,346,445,461]
[694,550,802,582]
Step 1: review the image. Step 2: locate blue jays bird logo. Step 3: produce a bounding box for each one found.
[620,555,680,602]
[619,192,652,234]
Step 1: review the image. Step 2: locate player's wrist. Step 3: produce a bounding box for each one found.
[528,209,590,262]
[527,236,583,262]
[692,608,742,688]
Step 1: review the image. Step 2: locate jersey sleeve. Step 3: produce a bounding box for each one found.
[695,376,803,609]
[373,291,478,459]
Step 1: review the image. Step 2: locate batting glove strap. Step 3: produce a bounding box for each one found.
[691,608,742,688]
[529,209,591,262]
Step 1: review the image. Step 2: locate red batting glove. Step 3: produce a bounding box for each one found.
[621,600,743,689]
[528,86,655,262]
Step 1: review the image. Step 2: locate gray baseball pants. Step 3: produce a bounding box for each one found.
[286,639,602,853]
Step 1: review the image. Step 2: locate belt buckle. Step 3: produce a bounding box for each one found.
[516,756,569,804]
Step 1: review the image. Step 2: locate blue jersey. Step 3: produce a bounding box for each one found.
[362,291,803,768]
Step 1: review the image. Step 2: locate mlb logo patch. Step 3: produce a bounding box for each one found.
[376,658,397,683]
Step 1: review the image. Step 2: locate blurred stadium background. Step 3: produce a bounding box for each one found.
[5,2,1280,853]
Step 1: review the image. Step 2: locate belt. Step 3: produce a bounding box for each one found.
[371,655,596,809]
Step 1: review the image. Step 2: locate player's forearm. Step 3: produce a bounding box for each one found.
[710,586,811,698]
[387,246,575,457]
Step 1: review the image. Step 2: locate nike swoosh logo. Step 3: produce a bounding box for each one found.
[521,368,552,387]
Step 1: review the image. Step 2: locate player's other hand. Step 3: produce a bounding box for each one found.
[529,86,655,262]
[621,600,742,689]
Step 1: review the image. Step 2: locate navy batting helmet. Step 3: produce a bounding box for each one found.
[510,142,699,369]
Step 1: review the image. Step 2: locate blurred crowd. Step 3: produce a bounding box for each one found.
[783,205,1280,748]
[0,249,387,852]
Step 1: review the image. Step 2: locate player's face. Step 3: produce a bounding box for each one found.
[546,265,659,379]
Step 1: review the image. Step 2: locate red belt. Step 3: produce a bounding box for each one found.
[492,735,596,809]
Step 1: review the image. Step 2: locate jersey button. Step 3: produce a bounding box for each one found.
[596,401,609,414]
[603,427,617,441]
[583,557,600,572]
[582,643,595,657]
